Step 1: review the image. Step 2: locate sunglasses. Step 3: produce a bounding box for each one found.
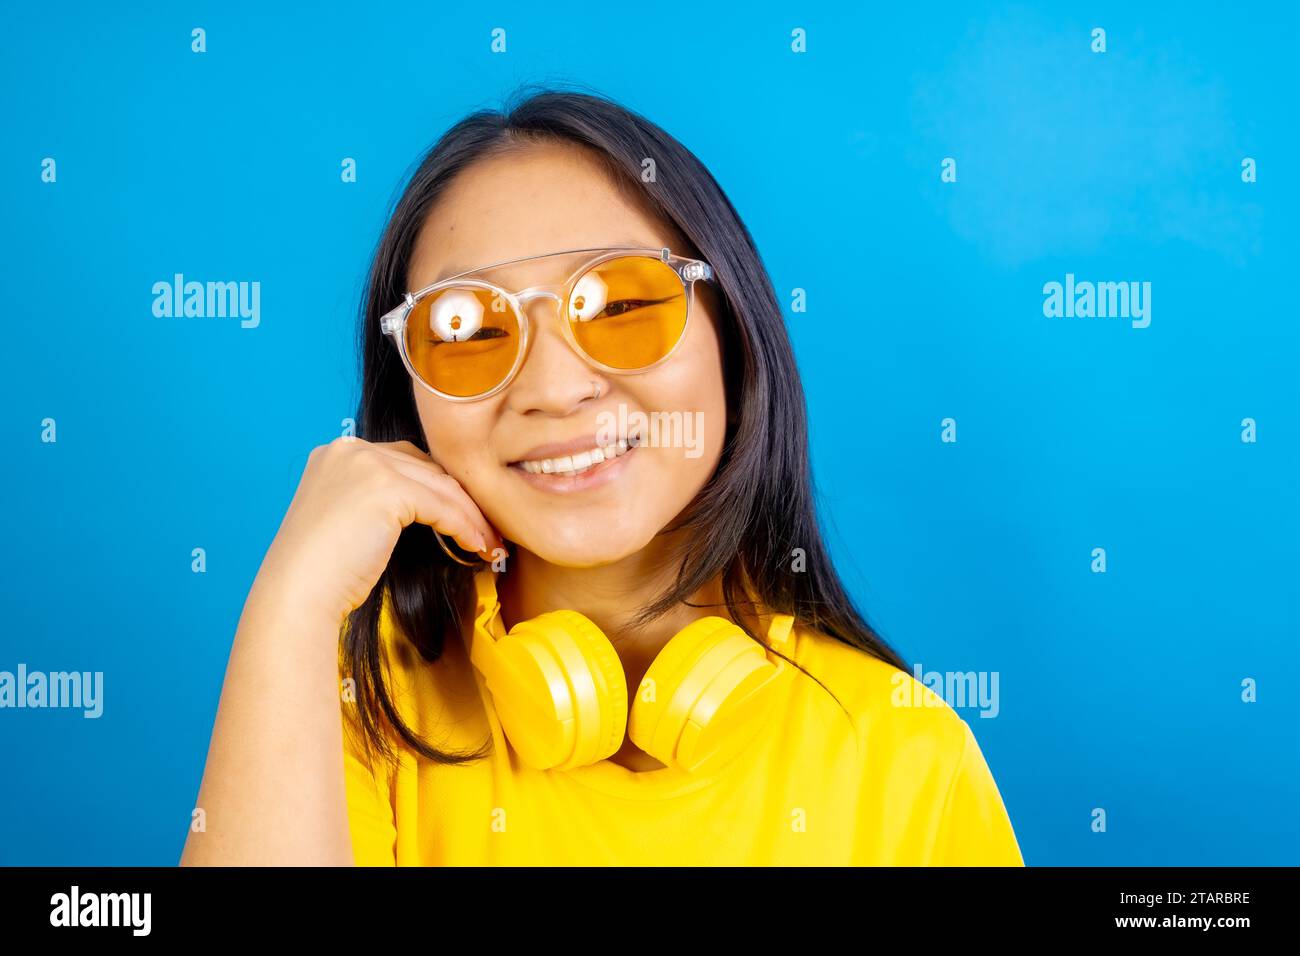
[380,246,715,402]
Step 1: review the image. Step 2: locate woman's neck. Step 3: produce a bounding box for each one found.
[494,537,739,677]
[491,537,766,774]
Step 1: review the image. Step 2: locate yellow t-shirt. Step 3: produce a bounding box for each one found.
[340,570,1024,866]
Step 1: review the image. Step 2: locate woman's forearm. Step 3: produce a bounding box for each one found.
[180,575,353,866]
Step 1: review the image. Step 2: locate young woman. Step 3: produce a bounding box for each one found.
[181,86,1024,866]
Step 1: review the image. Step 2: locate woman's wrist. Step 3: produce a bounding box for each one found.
[241,563,351,647]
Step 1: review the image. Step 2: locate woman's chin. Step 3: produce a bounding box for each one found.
[512,523,654,569]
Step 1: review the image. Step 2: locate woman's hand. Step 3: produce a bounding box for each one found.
[259,436,504,625]
[181,435,501,866]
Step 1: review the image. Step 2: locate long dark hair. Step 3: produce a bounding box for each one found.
[342,81,908,769]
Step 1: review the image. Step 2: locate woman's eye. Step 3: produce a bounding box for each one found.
[426,326,509,345]
[601,300,642,317]
[593,296,672,319]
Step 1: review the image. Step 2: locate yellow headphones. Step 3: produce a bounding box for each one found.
[467,570,796,775]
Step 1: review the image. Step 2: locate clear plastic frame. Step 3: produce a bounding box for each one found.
[379,246,715,402]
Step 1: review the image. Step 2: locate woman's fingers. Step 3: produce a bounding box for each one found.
[384,468,496,559]
[370,441,505,553]
[374,439,435,464]
[384,458,501,557]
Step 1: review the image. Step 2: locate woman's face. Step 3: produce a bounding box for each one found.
[405,140,727,567]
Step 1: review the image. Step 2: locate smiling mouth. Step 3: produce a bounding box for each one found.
[511,433,645,477]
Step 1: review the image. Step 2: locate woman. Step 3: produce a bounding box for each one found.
[181,86,1024,866]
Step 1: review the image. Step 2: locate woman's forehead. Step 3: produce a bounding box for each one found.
[407,144,677,290]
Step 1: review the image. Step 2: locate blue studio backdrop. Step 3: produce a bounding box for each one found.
[1,2,1296,865]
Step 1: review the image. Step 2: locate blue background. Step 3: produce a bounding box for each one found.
[1,1,1295,865]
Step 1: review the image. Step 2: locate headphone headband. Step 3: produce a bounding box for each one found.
[466,568,795,773]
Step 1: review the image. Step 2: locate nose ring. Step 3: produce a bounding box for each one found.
[590,381,602,400]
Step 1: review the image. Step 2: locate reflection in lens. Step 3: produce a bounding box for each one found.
[406,286,520,398]
[568,256,687,370]
[429,289,483,341]
[569,272,609,322]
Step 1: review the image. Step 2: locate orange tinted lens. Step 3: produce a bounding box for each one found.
[567,256,688,370]
[405,286,520,398]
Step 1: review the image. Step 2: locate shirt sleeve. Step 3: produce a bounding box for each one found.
[340,707,398,866]
[931,721,1024,866]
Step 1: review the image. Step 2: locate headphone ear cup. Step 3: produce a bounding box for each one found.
[556,612,629,765]
[491,610,628,771]
[630,617,782,774]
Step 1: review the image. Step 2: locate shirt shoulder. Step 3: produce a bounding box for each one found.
[786,623,1024,866]
[785,621,966,749]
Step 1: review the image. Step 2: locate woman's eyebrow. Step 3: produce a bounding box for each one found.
[434,262,471,281]
[415,261,484,287]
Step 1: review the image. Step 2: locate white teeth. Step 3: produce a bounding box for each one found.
[518,436,640,476]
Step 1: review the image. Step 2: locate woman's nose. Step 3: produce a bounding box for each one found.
[506,296,608,416]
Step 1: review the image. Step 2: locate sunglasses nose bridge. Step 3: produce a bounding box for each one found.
[515,287,563,308]
[509,286,599,384]
[513,286,569,334]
